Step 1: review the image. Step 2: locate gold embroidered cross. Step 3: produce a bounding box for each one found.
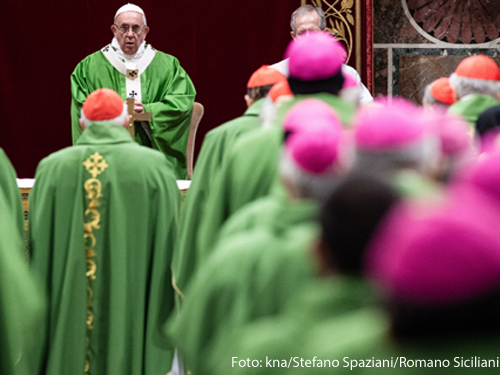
[83,152,109,178]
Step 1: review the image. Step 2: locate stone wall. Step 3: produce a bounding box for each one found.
[373,0,500,103]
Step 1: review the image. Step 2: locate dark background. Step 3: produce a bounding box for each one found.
[1,1,366,177]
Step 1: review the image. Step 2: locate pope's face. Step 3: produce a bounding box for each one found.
[111,11,149,55]
[291,11,322,39]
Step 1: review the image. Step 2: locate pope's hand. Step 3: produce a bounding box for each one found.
[134,100,145,114]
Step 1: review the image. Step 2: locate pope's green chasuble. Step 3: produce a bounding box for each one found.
[172,99,264,301]
[0,148,24,245]
[0,192,46,375]
[71,45,196,179]
[29,123,181,374]
[196,93,355,265]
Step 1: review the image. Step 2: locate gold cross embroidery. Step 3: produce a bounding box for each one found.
[83,152,109,178]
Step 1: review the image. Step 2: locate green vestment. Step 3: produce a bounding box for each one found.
[167,224,318,375]
[71,47,196,179]
[171,99,264,300]
[216,193,318,247]
[196,93,354,264]
[448,94,499,127]
[0,148,24,245]
[211,277,389,375]
[29,123,181,374]
[0,192,46,375]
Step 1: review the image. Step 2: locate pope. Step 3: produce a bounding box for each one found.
[71,3,196,179]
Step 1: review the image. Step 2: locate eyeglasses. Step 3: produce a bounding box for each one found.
[114,24,145,35]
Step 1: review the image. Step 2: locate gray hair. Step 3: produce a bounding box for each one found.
[352,137,440,179]
[290,5,326,34]
[449,73,500,100]
[422,83,440,107]
[279,149,342,202]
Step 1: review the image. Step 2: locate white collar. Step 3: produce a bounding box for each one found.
[111,37,146,61]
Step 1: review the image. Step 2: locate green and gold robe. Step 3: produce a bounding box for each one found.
[71,46,196,179]
[29,123,181,374]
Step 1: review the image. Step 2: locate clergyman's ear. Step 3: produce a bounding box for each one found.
[290,31,296,39]
[244,94,254,108]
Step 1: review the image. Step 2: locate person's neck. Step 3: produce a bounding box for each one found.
[111,37,146,61]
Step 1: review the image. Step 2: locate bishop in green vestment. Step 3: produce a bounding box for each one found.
[30,89,181,374]
[172,66,286,300]
[195,33,355,265]
[0,148,25,245]
[0,190,46,375]
[208,175,401,375]
[71,4,196,179]
[168,224,318,375]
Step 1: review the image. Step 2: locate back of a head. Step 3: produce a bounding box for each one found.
[280,99,347,201]
[353,97,439,178]
[285,32,346,96]
[319,174,400,276]
[449,55,500,100]
[81,88,128,128]
[367,186,500,340]
[422,77,455,108]
[340,73,363,107]
[246,65,286,102]
[476,104,500,137]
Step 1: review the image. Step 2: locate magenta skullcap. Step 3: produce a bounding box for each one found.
[342,73,359,89]
[286,128,341,174]
[283,98,342,134]
[285,32,346,81]
[283,99,343,174]
[436,115,470,156]
[354,97,429,151]
[367,185,500,305]
[459,151,500,203]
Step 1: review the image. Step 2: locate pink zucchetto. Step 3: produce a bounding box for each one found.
[354,97,429,151]
[436,115,470,156]
[458,151,500,203]
[285,32,346,81]
[367,185,500,305]
[283,99,343,174]
[286,128,341,174]
[283,98,341,134]
[342,73,359,89]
